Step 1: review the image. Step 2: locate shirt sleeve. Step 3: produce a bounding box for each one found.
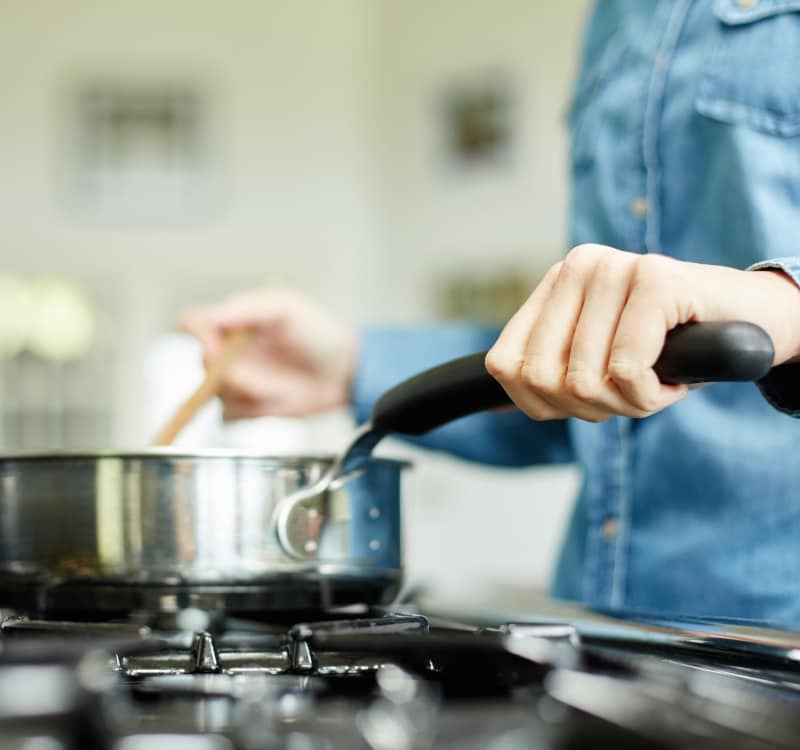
[748,258,800,417]
[350,323,573,467]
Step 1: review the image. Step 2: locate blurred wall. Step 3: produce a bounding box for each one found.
[0,0,590,595]
[0,0,384,442]
[373,0,591,319]
[0,0,381,293]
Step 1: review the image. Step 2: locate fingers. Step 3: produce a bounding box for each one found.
[210,288,291,331]
[221,394,298,421]
[219,366,347,420]
[221,397,271,421]
[489,245,618,422]
[486,246,693,423]
[609,256,690,411]
[490,262,562,359]
[178,288,294,407]
[520,245,612,421]
[566,253,653,418]
[217,357,303,417]
[177,286,356,420]
[486,263,568,420]
[179,287,293,362]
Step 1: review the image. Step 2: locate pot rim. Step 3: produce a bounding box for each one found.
[0,448,412,468]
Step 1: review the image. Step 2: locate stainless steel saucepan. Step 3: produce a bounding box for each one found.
[0,322,774,615]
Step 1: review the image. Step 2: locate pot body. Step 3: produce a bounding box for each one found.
[0,451,406,613]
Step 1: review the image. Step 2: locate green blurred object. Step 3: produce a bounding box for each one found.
[436,267,538,325]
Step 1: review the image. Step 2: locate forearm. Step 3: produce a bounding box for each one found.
[748,258,800,416]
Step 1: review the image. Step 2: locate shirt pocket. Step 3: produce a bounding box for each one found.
[695,0,800,136]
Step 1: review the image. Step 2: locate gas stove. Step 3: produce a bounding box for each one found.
[3,599,800,750]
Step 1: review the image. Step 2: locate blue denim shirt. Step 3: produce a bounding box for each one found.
[352,0,800,628]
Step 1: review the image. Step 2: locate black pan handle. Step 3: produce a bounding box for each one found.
[371,321,774,435]
[651,321,773,384]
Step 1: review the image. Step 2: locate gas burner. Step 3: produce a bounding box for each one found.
[116,614,429,679]
[3,606,800,748]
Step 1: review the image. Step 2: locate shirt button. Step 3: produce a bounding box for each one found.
[602,518,619,541]
[630,197,648,219]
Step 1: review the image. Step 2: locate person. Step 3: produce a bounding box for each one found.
[181,1,800,627]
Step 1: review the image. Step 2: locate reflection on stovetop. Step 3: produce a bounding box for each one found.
[3,603,800,749]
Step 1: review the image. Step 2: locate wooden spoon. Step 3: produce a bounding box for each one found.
[152,328,251,446]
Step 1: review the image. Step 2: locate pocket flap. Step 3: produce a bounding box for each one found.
[699,0,800,133]
[714,0,800,25]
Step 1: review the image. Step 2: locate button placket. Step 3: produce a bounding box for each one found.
[630,197,649,219]
[602,518,619,540]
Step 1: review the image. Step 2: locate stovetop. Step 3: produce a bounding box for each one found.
[3,602,800,750]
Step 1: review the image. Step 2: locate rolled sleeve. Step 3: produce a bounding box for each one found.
[748,257,800,417]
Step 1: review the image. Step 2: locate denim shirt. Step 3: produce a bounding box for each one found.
[352,0,800,628]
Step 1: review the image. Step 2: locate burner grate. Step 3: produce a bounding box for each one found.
[4,608,800,749]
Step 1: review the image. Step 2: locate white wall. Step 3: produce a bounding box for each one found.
[0,0,591,594]
[372,0,591,320]
[0,0,383,442]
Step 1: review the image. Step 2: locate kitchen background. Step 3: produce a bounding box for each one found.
[0,0,589,599]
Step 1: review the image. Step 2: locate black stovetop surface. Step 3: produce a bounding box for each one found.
[3,600,800,750]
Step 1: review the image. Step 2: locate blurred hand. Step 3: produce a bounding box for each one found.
[485,245,800,423]
[180,287,358,420]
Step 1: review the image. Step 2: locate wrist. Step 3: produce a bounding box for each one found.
[752,270,800,365]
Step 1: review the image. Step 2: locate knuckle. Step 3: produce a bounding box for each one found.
[632,253,670,286]
[607,357,640,385]
[607,359,662,413]
[583,413,610,424]
[592,253,625,286]
[526,404,558,421]
[520,358,561,394]
[484,349,518,383]
[563,244,599,274]
[564,370,601,402]
[617,388,659,415]
[519,362,540,388]
[633,394,661,414]
[566,243,601,262]
[544,260,564,279]
[484,350,500,376]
